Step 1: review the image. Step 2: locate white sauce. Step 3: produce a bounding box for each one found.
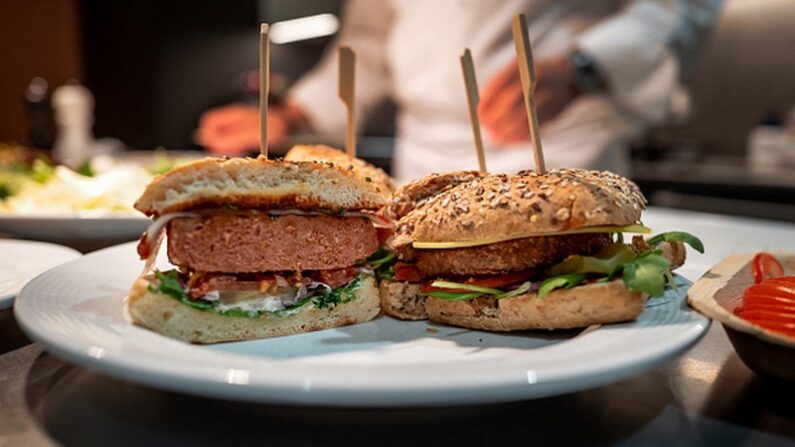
[215,296,286,313]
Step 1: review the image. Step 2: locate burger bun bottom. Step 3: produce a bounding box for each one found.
[379,279,647,331]
[128,276,380,344]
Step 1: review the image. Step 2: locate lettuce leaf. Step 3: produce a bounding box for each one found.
[147,270,364,318]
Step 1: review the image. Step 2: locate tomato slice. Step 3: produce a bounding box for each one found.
[752,253,785,283]
[737,263,795,338]
[742,293,795,306]
[376,227,394,246]
[735,310,795,323]
[421,271,532,294]
[465,271,533,289]
[745,283,795,300]
[741,302,795,313]
[394,263,423,282]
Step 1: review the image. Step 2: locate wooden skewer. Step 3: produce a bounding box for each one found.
[338,46,357,157]
[459,49,487,174]
[259,23,270,158]
[511,13,545,174]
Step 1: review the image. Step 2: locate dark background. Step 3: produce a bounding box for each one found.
[81,0,343,150]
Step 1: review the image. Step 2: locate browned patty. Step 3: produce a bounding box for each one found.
[415,233,611,277]
[167,211,378,273]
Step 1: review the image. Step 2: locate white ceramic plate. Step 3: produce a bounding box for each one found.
[0,215,149,245]
[14,241,709,406]
[0,240,81,309]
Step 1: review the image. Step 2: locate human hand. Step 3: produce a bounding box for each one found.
[199,102,304,156]
[478,54,578,146]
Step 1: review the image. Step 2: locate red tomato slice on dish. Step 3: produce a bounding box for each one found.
[752,253,785,283]
[736,270,795,338]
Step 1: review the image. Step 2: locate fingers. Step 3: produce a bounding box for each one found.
[480,80,530,145]
[479,60,519,115]
[199,105,261,155]
[478,58,535,146]
[494,112,531,145]
[200,105,257,131]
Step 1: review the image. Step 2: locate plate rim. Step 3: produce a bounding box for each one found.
[0,239,81,308]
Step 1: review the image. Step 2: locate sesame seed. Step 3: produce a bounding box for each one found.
[556,208,571,221]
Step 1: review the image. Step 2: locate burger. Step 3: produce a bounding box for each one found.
[128,151,392,344]
[378,168,702,330]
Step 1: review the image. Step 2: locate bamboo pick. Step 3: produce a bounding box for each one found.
[459,49,487,173]
[511,13,545,173]
[338,46,357,157]
[259,23,270,158]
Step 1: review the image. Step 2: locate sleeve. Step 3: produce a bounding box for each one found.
[576,0,723,124]
[287,0,395,143]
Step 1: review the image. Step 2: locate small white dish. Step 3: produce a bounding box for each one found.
[0,215,149,245]
[14,242,709,407]
[0,240,81,309]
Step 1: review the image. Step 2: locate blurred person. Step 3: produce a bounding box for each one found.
[199,0,721,183]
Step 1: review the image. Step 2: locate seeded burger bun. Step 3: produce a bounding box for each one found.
[135,155,388,217]
[381,168,661,330]
[393,168,645,248]
[384,170,486,220]
[130,156,387,344]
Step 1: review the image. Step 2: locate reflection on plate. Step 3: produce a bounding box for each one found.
[15,242,709,407]
[0,240,81,309]
[0,216,149,246]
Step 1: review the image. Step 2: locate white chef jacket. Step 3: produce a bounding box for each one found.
[289,0,720,184]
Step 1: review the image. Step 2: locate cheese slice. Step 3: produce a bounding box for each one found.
[412,224,651,249]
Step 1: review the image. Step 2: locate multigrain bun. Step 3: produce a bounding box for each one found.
[425,280,646,330]
[379,279,645,329]
[394,169,646,247]
[385,171,486,220]
[285,144,394,194]
[134,156,388,216]
[128,276,381,344]
[379,281,427,320]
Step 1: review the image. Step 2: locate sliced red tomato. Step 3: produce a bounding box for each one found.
[768,277,795,285]
[736,261,795,338]
[420,271,533,294]
[464,271,533,289]
[736,310,795,323]
[742,293,795,306]
[376,227,394,246]
[745,282,795,300]
[394,263,423,282]
[752,253,785,283]
[741,302,795,313]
